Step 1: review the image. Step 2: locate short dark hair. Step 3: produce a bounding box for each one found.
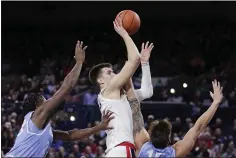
[149,120,172,149]
[89,63,112,85]
[23,93,44,114]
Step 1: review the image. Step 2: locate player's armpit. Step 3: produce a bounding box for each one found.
[106,60,140,93]
[172,127,198,157]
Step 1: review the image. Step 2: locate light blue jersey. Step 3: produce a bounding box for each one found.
[138,142,175,158]
[5,112,53,157]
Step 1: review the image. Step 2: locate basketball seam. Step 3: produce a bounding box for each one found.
[122,10,129,26]
[127,12,135,34]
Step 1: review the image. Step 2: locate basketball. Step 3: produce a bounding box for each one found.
[116,10,141,35]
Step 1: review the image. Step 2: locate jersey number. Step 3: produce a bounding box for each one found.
[147,150,164,157]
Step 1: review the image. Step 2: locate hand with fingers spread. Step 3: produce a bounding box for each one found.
[140,41,154,63]
[113,17,129,38]
[99,111,114,130]
[210,80,223,105]
[74,41,87,63]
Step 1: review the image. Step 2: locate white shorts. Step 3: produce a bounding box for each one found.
[105,142,135,158]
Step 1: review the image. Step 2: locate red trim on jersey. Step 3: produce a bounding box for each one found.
[116,142,136,158]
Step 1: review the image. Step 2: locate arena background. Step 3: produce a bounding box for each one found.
[2,1,236,157]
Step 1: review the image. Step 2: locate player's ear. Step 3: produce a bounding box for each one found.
[97,78,103,85]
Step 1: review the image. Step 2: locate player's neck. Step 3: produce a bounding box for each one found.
[99,84,107,91]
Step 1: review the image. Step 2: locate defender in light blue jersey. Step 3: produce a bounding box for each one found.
[139,142,175,157]
[5,111,54,157]
[126,77,223,157]
[138,120,175,157]
[5,41,114,158]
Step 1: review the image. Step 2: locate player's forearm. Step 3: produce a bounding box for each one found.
[194,101,220,133]
[125,80,145,135]
[128,98,145,137]
[62,62,83,89]
[122,35,140,62]
[69,125,103,141]
[135,63,153,101]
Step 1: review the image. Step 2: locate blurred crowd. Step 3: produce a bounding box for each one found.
[2,19,236,157]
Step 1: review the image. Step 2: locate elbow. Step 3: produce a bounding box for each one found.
[139,87,153,101]
[147,86,154,98]
[68,132,78,141]
[144,86,154,99]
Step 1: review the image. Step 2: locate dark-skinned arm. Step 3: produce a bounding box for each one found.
[32,41,87,129]
[53,111,114,141]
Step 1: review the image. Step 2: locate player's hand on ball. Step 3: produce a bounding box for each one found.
[99,111,114,130]
[113,17,128,37]
[140,41,154,63]
[210,80,223,105]
[74,40,87,63]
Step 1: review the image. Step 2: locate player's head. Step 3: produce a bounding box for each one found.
[149,120,172,149]
[89,63,116,88]
[22,93,46,113]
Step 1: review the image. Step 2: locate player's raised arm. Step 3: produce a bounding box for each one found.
[32,41,87,129]
[125,78,150,156]
[135,42,154,101]
[53,111,114,141]
[106,17,140,92]
[173,80,223,157]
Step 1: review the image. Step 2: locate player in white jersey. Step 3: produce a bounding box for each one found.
[89,17,154,157]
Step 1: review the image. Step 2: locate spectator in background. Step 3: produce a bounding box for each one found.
[72,144,81,158]
[83,88,97,106]
[222,141,236,157]
[58,146,67,158]
[83,88,98,123]
[193,135,211,157]
[96,146,105,157]
[82,145,95,158]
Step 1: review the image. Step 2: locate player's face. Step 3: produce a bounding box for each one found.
[100,67,116,84]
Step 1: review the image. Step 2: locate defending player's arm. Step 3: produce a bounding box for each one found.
[105,17,140,93]
[53,111,114,141]
[173,80,223,157]
[33,41,87,129]
[125,79,150,155]
[135,42,154,101]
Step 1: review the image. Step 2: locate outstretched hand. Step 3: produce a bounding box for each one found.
[99,111,114,130]
[210,80,223,104]
[74,41,87,63]
[113,17,129,38]
[140,41,154,63]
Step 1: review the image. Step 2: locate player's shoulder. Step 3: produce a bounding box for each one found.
[24,111,34,119]
[162,146,176,157]
[140,141,152,151]
[138,142,151,157]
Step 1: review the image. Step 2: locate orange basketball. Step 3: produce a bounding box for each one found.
[116,10,141,35]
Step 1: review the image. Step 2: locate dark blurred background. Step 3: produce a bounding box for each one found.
[1,2,236,158]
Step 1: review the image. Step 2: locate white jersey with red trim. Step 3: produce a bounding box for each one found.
[97,88,134,153]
